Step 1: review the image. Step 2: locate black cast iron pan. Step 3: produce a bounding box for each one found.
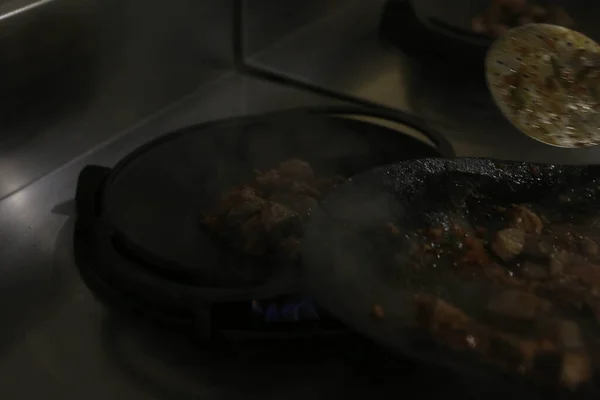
[302,158,600,397]
[92,106,452,290]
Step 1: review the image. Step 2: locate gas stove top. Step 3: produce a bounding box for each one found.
[72,106,449,340]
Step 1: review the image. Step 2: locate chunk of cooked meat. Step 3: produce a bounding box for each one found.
[510,205,544,234]
[461,235,490,265]
[220,185,265,216]
[260,201,299,233]
[270,193,318,218]
[414,294,481,351]
[277,159,315,183]
[415,294,472,330]
[491,228,526,261]
[255,168,289,191]
[549,249,569,276]
[565,264,600,293]
[581,237,599,258]
[523,234,554,260]
[535,318,584,350]
[557,320,584,350]
[487,290,551,321]
[521,262,549,280]
[560,352,592,390]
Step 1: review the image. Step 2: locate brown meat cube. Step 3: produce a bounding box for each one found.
[278,159,315,183]
[566,264,600,292]
[549,249,569,276]
[581,237,599,257]
[560,352,592,390]
[260,201,298,233]
[558,321,584,350]
[226,196,265,220]
[523,235,553,258]
[484,263,523,287]
[491,228,525,261]
[487,290,551,321]
[255,169,289,189]
[270,193,318,217]
[522,262,549,280]
[414,294,481,350]
[536,319,584,350]
[220,186,264,214]
[511,205,543,234]
[295,195,319,215]
[431,297,472,330]
[414,294,470,328]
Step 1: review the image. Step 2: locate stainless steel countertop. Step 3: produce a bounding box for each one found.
[245,1,600,164]
[0,0,234,200]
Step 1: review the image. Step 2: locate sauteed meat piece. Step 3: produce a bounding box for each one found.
[510,204,544,234]
[201,158,346,260]
[491,228,526,261]
[277,158,315,183]
[487,289,551,321]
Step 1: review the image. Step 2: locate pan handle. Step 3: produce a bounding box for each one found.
[75,165,111,222]
[304,106,456,158]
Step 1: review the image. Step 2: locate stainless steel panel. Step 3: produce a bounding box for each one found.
[245,1,414,112]
[0,0,234,200]
[241,0,359,55]
[0,0,99,102]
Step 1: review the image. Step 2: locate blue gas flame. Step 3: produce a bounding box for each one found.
[251,298,319,321]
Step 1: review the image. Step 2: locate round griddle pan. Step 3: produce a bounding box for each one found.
[96,106,452,290]
[302,158,600,397]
